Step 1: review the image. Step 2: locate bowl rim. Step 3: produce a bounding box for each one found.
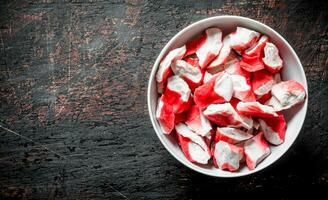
[147,15,308,177]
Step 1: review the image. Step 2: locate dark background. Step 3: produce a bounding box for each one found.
[0,0,327,199]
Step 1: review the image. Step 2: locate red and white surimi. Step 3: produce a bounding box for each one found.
[259,113,287,145]
[185,104,212,137]
[244,132,271,170]
[207,35,231,70]
[236,101,278,118]
[267,80,306,111]
[203,103,253,129]
[207,55,238,75]
[171,60,203,91]
[156,46,186,93]
[212,141,244,171]
[185,34,206,57]
[174,112,187,124]
[262,42,283,73]
[239,35,269,72]
[244,35,269,57]
[156,96,175,134]
[194,72,233,109]
[257,92,272,104]
[224,60,251,81]
[222,61,256,102]
[204,129,215,146]
[215,127,253,144]
[239,53,265,72]
[184,57,200,67]
[163,75,191,113]
[175,123,211,164]
[229,98,254,129]
[203,71,213,83]
[229,27,260,51]
[196,28,223,69]
[252,70,275,96]
[231,74,256,102]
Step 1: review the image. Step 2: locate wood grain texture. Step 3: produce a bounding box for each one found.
[0,0,327,199]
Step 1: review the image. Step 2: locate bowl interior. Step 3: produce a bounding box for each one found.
[148,16,308,177]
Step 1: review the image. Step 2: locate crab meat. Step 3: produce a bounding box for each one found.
[156,46,186,93]
[257,92,272,104]
[175,123,211,164]
[252,70,275,96]
[259,113,287,145]
[267,80,306,111]
[215,127,253,144]
[224,60,251,82]
[174,112,187,124]
[185,34,206,57]
[244,132,271,170]
[239,54,265,72]
[184,57,200,67]
[163,75,191,113]
[207,35,231,70]
[212,141,244,171]
[236,102,278,118]
[229,27,260,51]
[229,98,254,129]
[244,35,269,57]
[222,61,255,102]
[194,72,233,109]
[262,42,283,73]
[196,28,223,69]
[203,103,252,129]
[156,96,175,134]
[231,74,256,102]
[203,71,213,83]
[171,60,203,91]
[207,56,238,75]
[204,129,216,146]
[185,104,212,137]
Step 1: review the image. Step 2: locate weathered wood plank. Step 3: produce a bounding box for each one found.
[0,0,327,199]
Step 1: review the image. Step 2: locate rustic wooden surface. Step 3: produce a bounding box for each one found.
[0,0,327,199]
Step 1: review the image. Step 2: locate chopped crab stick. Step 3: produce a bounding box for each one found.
[175,123,211,164]
[215,127,253,144]
[196,28,223,69]
[171,60,203,91]
[259,113,287,145]
[212,141,244,171]
[236,101,278,118]
[244,132,271,170]
[185,34,206,57]
[244,35,269,57]
[207,35,231,70]
[267,80,306,111]
[156,96,175,134]
[203,103,253,129]
[194,72,233,109]
[229,27,260,51]
[262,42,283,73]
[185,104,212,137]
[163,75,192,113]
[203,71,213,83]
[156,45,186,93]
[252,70,275,96]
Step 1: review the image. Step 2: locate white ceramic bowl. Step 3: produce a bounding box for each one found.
[147,16,308,177]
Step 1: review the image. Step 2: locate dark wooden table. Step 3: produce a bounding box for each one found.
[0,0,327,199]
